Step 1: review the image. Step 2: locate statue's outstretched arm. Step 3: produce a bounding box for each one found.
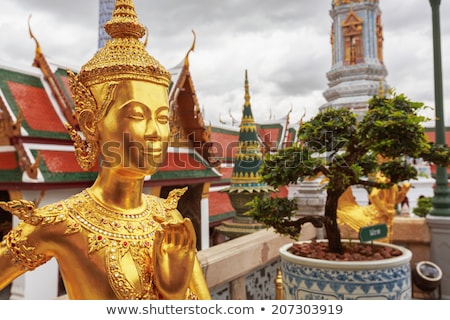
[0,200,52,291]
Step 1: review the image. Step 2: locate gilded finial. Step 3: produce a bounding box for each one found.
[72,0,171,89]
[299,109,306,128]
[287,104,293,123]
[184,30,196,67]
[28,15,41,56]
[244,69,250,106]
[241,70,255,124]
[275,267,284,300]
[104,0,145,39]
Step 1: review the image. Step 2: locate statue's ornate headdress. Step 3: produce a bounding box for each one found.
[67,0,171,170]
[74,0,171,88]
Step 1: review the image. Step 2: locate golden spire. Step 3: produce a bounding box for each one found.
[244,69,250,106]
[71,0,171,89]
[104,0,145,39]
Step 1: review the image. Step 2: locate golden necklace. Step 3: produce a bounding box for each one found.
[64,190,167,299]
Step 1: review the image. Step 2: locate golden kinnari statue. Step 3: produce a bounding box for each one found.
[0,0,210,300]
[337,173,410,243]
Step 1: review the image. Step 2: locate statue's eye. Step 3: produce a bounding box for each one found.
[127,112,145,120]
[124,105,146,120]
[157,114,169,124]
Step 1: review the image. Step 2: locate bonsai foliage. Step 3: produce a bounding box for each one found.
[248,92,450,254]
[413,196,433,218]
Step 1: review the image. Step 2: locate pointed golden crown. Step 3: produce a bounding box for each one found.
[73,0,171,88]
[66,0,171,171]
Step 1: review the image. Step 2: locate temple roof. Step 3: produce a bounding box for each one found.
[0,66,72,141]
[0,32,220,190]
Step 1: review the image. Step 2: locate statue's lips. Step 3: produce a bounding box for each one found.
[144,148,162,157]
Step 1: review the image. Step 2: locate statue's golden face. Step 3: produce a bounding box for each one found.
[96,80,169,177]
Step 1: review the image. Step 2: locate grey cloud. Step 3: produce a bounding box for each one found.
[1,0,449,127]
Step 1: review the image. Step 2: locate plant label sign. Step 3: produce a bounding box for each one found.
[359,223,388,242]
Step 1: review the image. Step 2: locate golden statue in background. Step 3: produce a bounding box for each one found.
[0,0,210,300]
[337,173,410,242]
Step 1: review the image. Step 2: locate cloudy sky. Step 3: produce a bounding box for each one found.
[0,0,449,127]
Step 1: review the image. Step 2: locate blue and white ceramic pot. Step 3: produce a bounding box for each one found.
[280,240,412,300]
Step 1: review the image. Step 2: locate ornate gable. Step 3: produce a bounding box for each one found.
[168,31,214,166]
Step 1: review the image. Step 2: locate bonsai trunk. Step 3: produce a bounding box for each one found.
[323,190,343,254]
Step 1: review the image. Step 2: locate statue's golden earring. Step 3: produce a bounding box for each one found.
[66,122,99,171]
[67,70,100,171]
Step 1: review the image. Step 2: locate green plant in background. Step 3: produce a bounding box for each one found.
[247,92,450,254]
[413,196,433,217]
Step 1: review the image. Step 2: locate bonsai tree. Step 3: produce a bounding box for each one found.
[248,92,450,254]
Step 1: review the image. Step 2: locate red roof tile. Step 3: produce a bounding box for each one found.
[218,167,233,179]
[7,81,66,133]
[0,151,18,170]
[272,186,289,198]
[40,150,93,173]
[209,131,239,160]
[259,127,282,148]
[59,75,71,94]
[209,191,234,216]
